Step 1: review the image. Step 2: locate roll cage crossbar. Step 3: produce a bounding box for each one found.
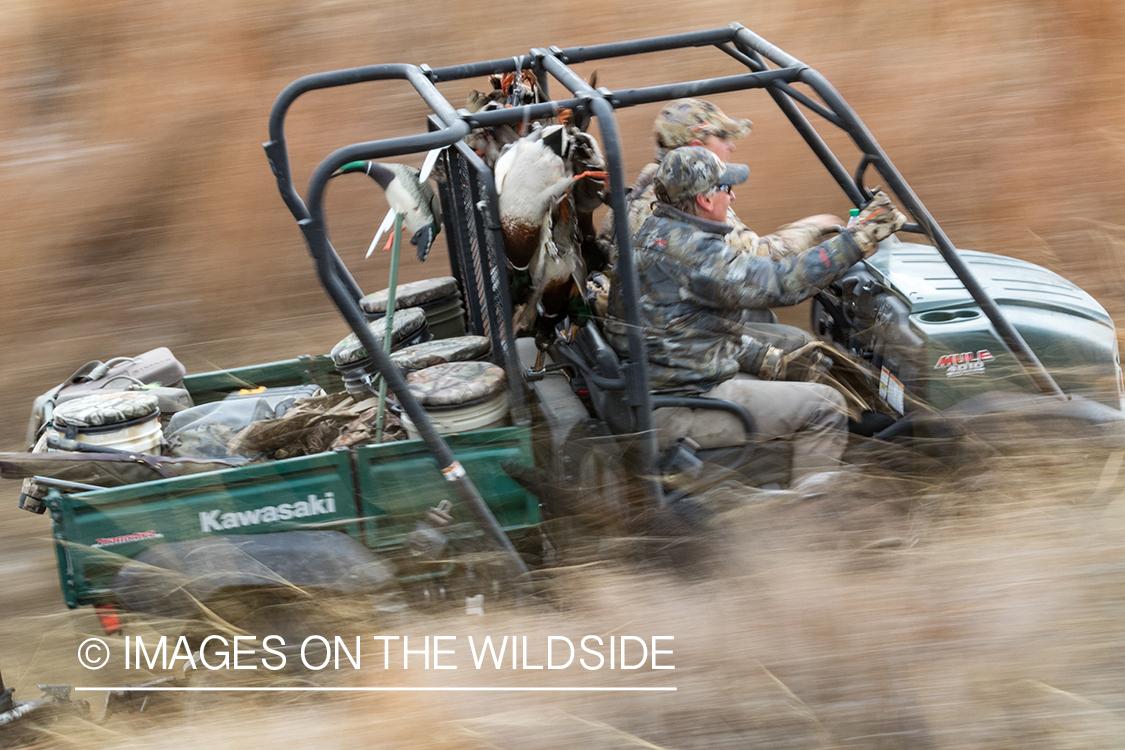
[264,22,1064,519]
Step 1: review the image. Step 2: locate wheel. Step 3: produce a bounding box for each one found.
[557,418,632,536]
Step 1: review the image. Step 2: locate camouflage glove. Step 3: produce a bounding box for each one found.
[780,342,834,384]
[586,272,611,319]
[756,342,834,383]
[756,346,785,381]
[849,191,908,255]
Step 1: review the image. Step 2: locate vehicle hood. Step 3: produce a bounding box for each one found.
[864,238,1113,325]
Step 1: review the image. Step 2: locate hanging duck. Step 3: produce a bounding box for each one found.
[463,67,549,169]
[560,124,611,274]
[335,161,442,262]
[495,125,571,270]
[495,123,607,335]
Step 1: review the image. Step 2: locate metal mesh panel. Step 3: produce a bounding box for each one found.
[474,169,516,369]
[443,147,492,342]
[435,138,526,422]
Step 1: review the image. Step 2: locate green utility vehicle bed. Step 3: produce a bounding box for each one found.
[44,357,539,610]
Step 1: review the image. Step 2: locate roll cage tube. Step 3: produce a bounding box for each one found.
[267,24,1065,521]
[548,24,1063,400]
[268,66,529,575]
[729,25,1065,400]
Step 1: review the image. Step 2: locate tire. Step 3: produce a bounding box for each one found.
[557,418,632,536]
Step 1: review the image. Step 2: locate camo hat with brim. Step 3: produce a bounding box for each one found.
[654,98,753,150]
[655,146,750,205]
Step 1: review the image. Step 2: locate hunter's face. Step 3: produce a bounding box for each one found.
[700,134,737,162]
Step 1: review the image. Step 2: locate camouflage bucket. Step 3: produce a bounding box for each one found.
[49,391,163,454]
[362,278,466,339]
[330,308,430,367]
[417,297,467,339]
[400,361,510,439]
[331,308,433,398]
[360,277,460,314]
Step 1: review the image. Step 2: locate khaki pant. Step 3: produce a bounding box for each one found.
[653,374,848,484]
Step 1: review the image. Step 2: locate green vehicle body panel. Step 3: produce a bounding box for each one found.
[184,354,343,405]
[49,449,358,607]
[46,357,539,609]
[866,242,1122,411]
[354,428,537,551]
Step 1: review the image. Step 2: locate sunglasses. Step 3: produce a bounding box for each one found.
[714,184,734,194]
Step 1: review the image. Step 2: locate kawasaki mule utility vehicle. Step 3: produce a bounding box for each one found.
[6,24,1122,631]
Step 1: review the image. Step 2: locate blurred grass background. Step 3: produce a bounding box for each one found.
[3,0,1125,452]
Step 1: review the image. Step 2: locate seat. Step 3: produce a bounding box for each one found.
[389,335,491,373]
[329,308,433,397]
[360,277,467,339]
[554,323,758,453]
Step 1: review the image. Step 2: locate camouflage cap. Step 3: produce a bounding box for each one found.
[655,146,749,205]
[654,98,753,150]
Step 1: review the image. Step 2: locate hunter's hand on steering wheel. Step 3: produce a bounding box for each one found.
[850,192,908,257]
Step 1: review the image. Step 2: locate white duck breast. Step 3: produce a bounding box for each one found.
[494,124,605,332]
[496,133,573,270]
[384,174,429,234]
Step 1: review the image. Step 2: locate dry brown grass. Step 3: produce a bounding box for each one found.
[1,436,1123,749]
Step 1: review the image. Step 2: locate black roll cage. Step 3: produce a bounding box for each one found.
[264,22,1064,516]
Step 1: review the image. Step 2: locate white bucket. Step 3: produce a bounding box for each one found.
[401,391,510,441]
[46,416,163,455]
[49,392,164,455]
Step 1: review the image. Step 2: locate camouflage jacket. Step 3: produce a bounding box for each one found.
[597,160,830,269]
[604,203,865,391]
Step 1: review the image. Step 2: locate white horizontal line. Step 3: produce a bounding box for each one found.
[76,686,676,693]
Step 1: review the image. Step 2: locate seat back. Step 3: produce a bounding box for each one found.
[572,324,637,434]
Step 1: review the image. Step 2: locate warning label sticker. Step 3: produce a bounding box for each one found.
[880,367,905,415]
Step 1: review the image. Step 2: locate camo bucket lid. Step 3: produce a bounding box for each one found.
[361,277,460,314]
[331,307,428,367]
[52,391,160,430]
[405,361,506,408]
[390,335,492,373]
